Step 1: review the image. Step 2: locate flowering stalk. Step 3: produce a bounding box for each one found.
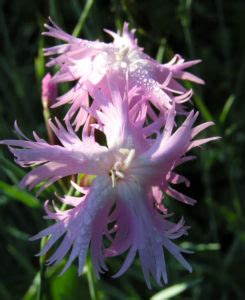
[0,20,220,288]
[38,236,49,300]
[86,256,99,300]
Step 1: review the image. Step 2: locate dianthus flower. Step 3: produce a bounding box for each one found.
[43,19,204,129]
[0,78,217,287]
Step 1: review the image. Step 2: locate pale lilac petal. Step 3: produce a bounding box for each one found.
[166,187,197,205]
[164,54,204,84]
[110,183,192,287]
[167,171,190,187]
[191,121,215,139]
[31,176,113,275]
[151,186,168,214]
[1,121,114,192]
[187,136,221,151]
[139,110,198,171]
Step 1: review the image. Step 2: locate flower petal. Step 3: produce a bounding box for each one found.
[107,182,192,287]
[31,176,113,275]
[0,121,113,192]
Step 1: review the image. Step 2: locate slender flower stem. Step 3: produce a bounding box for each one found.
[38,236,49,300]
[86,257,99,300]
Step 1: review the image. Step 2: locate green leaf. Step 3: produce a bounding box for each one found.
[72,0,95,37]
[193,94,214,121]
[0,180,40,208]
[150,278,202,300]
[0,152,25,178]
[34,37,45,82]
[6,226,29,240]
[50,266,90,300]
[181,242,220,251]
[219,94,235,124]
[23,272,40,300]
[156,38,166,63]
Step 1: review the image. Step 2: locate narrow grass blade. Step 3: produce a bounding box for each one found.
[219,94,235,124]
[0,180,40,208]
[72,0,94,37]
[150,278,202,300]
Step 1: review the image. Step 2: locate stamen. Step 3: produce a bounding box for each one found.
[111,171,116,188]
[115,170,125,179]
[110,148,136,187]
[123,149,135,170]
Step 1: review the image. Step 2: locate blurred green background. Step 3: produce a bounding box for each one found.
[0,0,245,299]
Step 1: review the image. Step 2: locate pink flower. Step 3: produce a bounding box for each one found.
[43,19,203,129]
[0,81,218,287]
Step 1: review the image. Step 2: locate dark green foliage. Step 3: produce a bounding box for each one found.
[0,0,245,299]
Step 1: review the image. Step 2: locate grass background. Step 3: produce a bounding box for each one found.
[0,0,245,299]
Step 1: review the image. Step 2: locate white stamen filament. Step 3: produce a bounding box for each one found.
[110,148,136,187]
[115,170,125,179]
[122,148,135,170]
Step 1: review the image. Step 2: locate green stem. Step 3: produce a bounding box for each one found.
[38,236,49,300]
[72,0,94,37]
[86,258,99,300]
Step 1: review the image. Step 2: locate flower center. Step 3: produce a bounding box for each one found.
[110,148,135,187]
[113,45,143,70]
[115,45,130,61]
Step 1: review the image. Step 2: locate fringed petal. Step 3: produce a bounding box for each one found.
[108,183,192,288]
[31,176,112,276]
